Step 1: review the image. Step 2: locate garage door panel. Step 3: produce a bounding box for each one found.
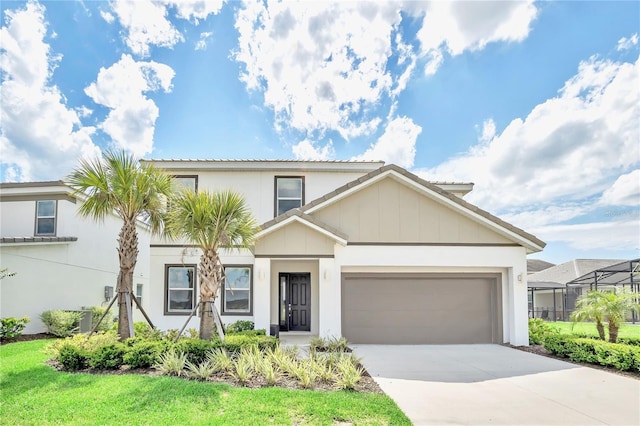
[342,274,501,344]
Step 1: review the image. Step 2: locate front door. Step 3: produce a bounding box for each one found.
[279,273,311,331]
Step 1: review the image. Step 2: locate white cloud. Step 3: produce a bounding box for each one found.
[108,0,183,57]
[234,1,412,140]
[352,116,422,168]
[195,31,213,51]
[532,220,640,252]
[600,169,640,206]
[616,33,638,51]
[100,10,115,24]
[292,139,335,161]
[106,0,225,57]
[418,54,639,219]
[84,54,175,156]
[415,1,538,75]
[0,1,100,181]
[170,0,225,23]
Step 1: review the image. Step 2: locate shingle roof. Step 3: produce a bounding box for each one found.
[528,259,627,286]
[527,259,555,274]
[297,164,545,251]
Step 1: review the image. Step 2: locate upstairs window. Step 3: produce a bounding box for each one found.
[35,200,56,235]
[173,175,198,193]
[165,265,196,314]
[275,177,304,216]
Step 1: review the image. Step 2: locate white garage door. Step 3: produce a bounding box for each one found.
[342,273,502,344]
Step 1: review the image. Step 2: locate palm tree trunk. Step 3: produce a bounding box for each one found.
[596,320,606,340]
[116,219,139,341]
[198,249,223,340]
[608,322,619,343]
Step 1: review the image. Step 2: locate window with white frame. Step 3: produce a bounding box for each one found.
[275,177,304,216]
[173,175,198,193]
[222,266,252,315]
[165,265,196,314]
[35,200,56,235]
[136,283,143,309]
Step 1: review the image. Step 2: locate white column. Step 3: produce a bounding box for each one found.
[253,258,271,331]
[512,258,530,346]
[318,256,340,338]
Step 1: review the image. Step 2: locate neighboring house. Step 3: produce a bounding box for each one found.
[527,258,627,321]
[0,181,150,334]
[527,259,555,275]
[144,160,545,346]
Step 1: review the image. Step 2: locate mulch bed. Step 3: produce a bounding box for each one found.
[507,343,640,380]
[4,333,383,393]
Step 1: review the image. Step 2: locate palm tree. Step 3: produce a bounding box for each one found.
[67,150,173,341]
[599,290,640,343]
[570,290,606,340]
[164,189,259,340]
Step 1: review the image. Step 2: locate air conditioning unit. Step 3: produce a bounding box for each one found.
[79,310,93,333]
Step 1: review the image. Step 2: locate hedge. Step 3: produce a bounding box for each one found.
[542,334,640,372]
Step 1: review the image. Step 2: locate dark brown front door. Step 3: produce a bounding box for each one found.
[279,273,311,331]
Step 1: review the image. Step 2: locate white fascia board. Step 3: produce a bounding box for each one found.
[306,169,544,253]
[256,215,347,246]
[141,160,384,173]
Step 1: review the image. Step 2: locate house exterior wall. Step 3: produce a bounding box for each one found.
[313,177,514,244]
[255,222,335,256]
[0,195,150,333]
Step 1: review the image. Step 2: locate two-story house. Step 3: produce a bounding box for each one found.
[143,160,544,346]
[0,181,150,334]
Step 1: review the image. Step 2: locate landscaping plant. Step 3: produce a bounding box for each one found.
[40,310,84,337]
[0,316,30,340]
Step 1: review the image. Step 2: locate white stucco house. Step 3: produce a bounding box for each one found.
[0,181,150,334]
[144,160,545,346]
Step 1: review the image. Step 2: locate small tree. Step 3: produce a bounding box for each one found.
[67,150,173,341]
[570,291,606,340]
[164,189,259,340]
[599,290,640,343]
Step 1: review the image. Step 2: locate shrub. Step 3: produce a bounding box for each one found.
[123,340,165,368]
[222,334,278,354]
[528,318,558,345]
[543,334,640,372]
[227,329,266,336]
[89,343,127,370]
[310,336,350,353]
[40,310,84,337]
[174,338,220,364]
[617,336,640,347]
[335,354,364,390]
[154,349,187,376]
[0,316,30,340]
[207,348,233,373]
[185,360,217,380]
[226,320,254,334]
[46,331,119,357]
[232,355,254,384]
[58,344,89,371]
[88,307,114,332]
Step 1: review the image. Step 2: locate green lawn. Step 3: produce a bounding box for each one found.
[0,340,410,426]
[548,321,640,339]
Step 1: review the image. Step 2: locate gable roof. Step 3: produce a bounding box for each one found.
[257,208,348,245]
[297,164,545,253]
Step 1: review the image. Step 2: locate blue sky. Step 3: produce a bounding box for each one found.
[1,0,638,265]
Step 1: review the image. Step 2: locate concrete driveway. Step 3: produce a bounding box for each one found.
[353,344,640,425]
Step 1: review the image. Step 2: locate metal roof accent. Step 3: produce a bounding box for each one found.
[0,236,78,244]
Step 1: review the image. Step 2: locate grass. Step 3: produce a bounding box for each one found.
[548,321,640,339]
[0,340,410,426]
